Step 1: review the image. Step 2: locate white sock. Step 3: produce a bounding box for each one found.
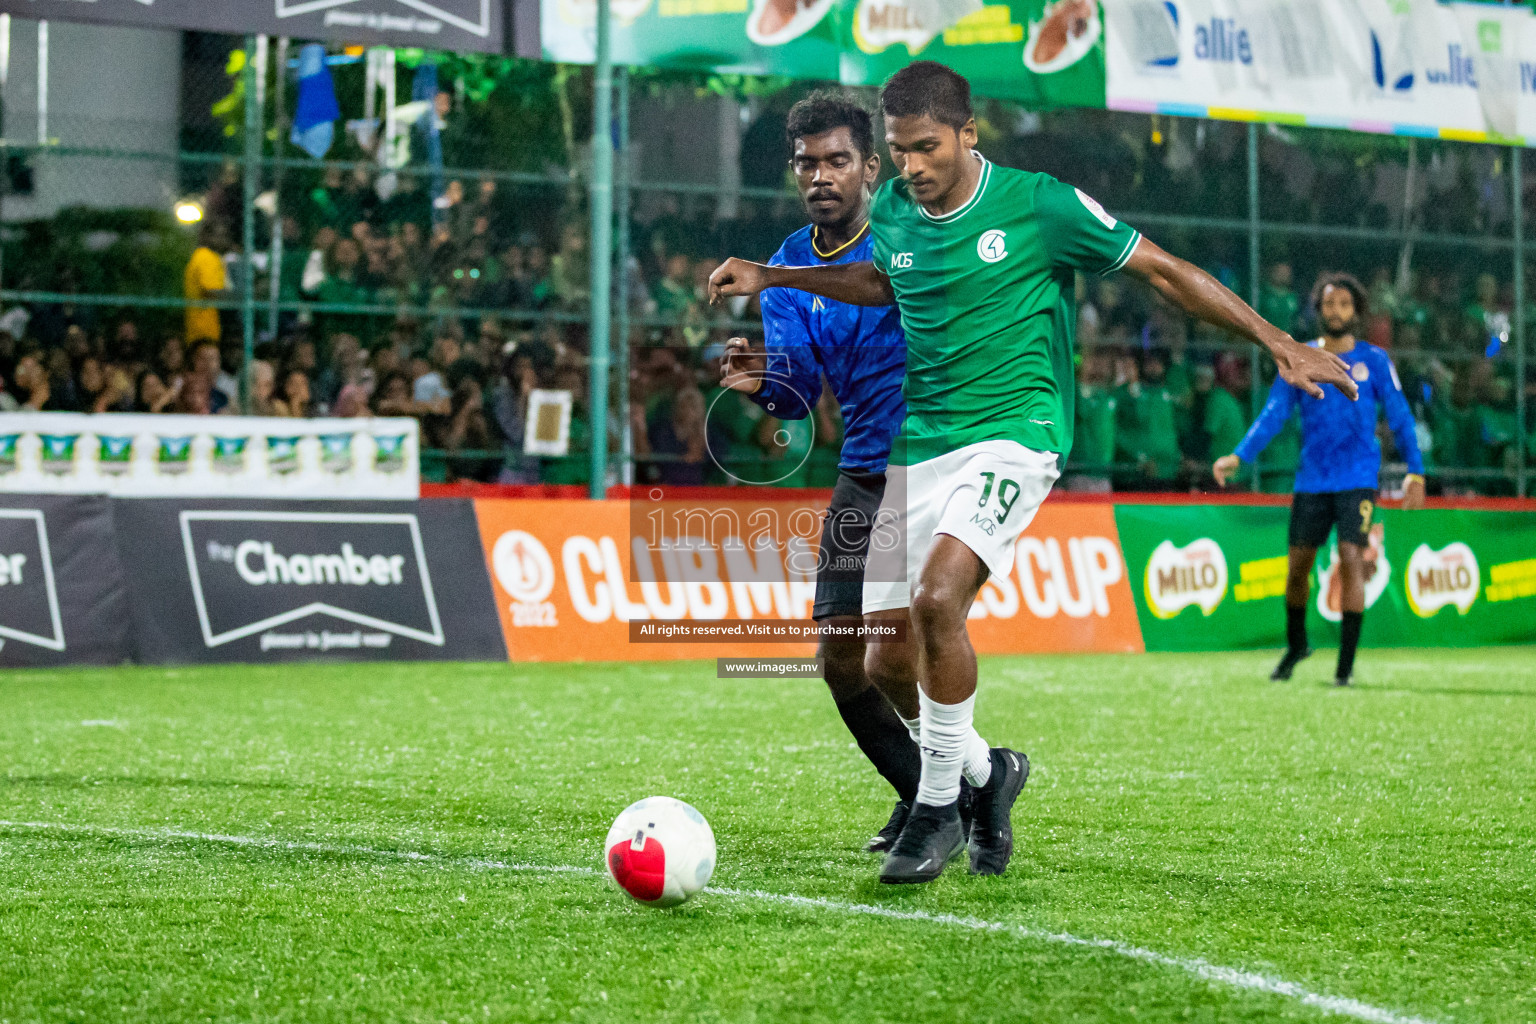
[962,731,992,789]
[908,714,990,787]
[916,691,977,806]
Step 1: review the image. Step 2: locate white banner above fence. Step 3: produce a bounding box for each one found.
[1104,0,1536,145]
[0,413,419,499]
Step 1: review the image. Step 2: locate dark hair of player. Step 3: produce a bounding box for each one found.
[1309,271,1369,318]
[785,90,875,161]
[880,60,973,130]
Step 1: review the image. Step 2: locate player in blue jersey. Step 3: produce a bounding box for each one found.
[719,92,936,853]
[1215,273,1426,686]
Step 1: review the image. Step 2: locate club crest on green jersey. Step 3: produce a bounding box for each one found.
[977,230,1008,263]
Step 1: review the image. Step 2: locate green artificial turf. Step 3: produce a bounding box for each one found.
[1,649,1533,1023]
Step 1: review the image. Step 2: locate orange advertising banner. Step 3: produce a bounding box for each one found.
[473,498,1144,663]
[964,503,1144,655]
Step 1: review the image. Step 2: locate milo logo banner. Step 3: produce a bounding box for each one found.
[1116,504,1536,651]
[1117,504,1288,651]
[0,413,418,499]
[543,0,1107,106]
[1376,511,1534,647]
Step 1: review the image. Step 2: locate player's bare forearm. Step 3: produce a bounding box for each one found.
[1124,241,1280,352]
[776,262,896,306]
[709,257,895,307]
[1122,239,1358,400]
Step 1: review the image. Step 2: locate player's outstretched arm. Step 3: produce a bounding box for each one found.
[708,257,896,308]
[1122,239,1358,401]
[1377,352,1427,509]
[1213,377,1299,487]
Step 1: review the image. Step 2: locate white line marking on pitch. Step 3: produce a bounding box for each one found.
[0,820,1439,1024]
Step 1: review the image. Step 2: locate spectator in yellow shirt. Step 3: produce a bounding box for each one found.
[184,220,231,344]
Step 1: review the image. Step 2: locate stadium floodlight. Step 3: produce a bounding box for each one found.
[175,200,205,225]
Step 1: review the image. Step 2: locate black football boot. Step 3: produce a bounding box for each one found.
[968,747,1030,876]
[878,801,965,884]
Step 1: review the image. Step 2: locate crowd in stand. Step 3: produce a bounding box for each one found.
[1069,260,1531,495]
[0,160,1530,492]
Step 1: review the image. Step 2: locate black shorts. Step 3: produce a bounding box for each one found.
[1289,489,1378,549]
[812,468,886,621]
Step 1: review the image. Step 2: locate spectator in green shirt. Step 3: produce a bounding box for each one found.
[1474,369,1518,494]
[1207,355,1252,463]
[1188,363,1250,486]
[652,254,695,321]
[1066,350,1116,492]
[540,365,594,487]
[315,238,372,307]
[1258,261,1300,335]
[1155,315,1194,401]
[1113,351,1183,489]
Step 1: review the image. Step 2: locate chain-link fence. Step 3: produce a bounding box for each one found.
[0,21,1528,495]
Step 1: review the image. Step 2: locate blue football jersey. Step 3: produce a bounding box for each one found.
[1234,340,1424,493]
[751,224,906,474]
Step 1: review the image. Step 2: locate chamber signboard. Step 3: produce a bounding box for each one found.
[0,0,507,53]
[0,495,132,667]
[111,498,506,664]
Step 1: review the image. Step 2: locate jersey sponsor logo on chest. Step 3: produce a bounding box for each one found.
[890,227,1008,270]
[977,229,1008,264]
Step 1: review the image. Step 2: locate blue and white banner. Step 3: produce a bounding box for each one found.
[1104,0,1536,145]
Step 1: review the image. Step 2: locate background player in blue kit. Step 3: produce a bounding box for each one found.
[719,92,924,852]
[1215,273,1426,686]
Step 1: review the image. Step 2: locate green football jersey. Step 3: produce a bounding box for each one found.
[870,154,1141,466]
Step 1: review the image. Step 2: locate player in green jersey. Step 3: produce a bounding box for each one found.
[710,61,1357,885]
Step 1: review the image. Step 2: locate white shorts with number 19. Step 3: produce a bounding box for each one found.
[862,439,1061,614]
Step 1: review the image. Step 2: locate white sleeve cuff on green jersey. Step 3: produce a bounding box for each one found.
[1102,232,1141,275]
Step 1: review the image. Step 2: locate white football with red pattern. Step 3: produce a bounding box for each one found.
[604,797,716,908]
